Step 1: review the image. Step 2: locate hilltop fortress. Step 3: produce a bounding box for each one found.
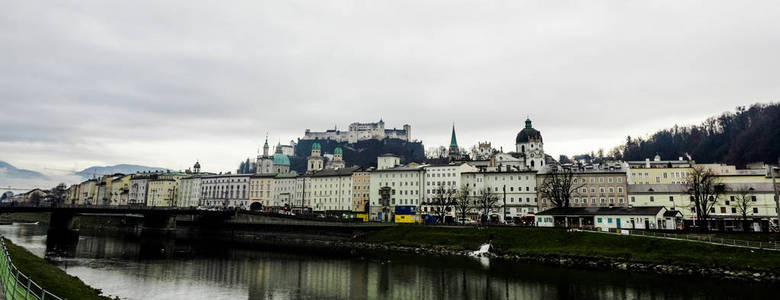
[302,119,411,143]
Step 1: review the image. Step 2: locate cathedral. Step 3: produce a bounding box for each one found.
[307,142,324,173]
[515,118,544,169]
[256,138,291,174]
[491,118,545,171]
[325,146,346,169]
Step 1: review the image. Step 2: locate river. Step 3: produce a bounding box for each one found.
[0,224,775,300]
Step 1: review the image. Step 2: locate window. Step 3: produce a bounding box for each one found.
[669,196,674,201]
[650,196,654,202]
[753,207,759,214]
[608,218,612,223]
[720,207,726,213]
[731,207,736,213]
[597,218,603,223]
[751,196,757,202]
[631,196,635,202]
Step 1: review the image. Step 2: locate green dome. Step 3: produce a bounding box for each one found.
[334,147,343,155]
[273,153,290,165]
[312,142,321,150]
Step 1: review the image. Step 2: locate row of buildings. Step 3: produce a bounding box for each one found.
[11,119,780,231]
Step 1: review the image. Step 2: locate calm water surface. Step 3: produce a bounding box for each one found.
[0,224,776,300]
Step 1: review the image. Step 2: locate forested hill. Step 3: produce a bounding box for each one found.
[291,138,425,173]
[619,103,780,167]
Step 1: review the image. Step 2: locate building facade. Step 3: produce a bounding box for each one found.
[368,164,426,221]
[538,165,628,211]
[201,174,251,209]
[249,174,275,210]
[177,176,203,208]
[462,170,538,222]
[309,167,359,213]
[351,170,370,212]
[273,173,298,211]
[302,119,411,143]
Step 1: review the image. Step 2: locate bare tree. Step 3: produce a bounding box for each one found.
[539,167,585,208]
[733,186,754,232]
[475,187,499,224]
[28,192,42,206]
[430,184,456,224]
[686,166,725,232]
[50,183,67,206]
[454,184,473,224]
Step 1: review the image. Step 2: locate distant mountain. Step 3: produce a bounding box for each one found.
[0,161,47,179]
[75,164,168,179]
[618,103,780,167]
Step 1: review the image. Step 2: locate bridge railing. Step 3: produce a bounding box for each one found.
[0,237,64,300]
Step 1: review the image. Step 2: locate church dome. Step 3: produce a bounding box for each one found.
[273,153,290,166]
[312,142,321,150]
[334,147,343,155]
[516,118,542,143]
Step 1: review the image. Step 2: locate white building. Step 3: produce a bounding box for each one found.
[377,154,400,170]
[369,163,426,221]
[302,119,411,143]
[128,177,150,206]
[484,118,546,172]
[177,176,202,208]
[462,170,538,222]
[308,167,359,212]
[421,162,477,216]
[536,206,675,230]
[201,174,251,209]
[273,173,298,210]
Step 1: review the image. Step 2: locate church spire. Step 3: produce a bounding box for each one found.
[448,124,461,162]
[263,135,269,156]
[450,124,458,147]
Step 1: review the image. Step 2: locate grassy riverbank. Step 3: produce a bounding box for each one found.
[0,212,52,224]
[3,238,111,300]
[360,226,780,272]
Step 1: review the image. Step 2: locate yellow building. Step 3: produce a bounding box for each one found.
[626,156,692,185]
[65,184,80,205]
[147,179,178,207]
[351,171,370,212]
[538,165,628,210]
[249,174,275,210]
[108,175,132,206]
[78,179,97,205]
[629,177,778,231]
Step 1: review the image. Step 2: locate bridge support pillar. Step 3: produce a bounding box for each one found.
[141,213,177,235]
[47,210,80,250]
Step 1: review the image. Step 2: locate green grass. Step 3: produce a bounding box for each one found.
[360,226,780,272]
[3,238,110,300]
[0,212,52,224]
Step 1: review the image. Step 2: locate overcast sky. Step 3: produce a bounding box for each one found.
[2,0,779,182]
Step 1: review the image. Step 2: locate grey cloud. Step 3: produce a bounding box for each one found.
[1,0,779,174]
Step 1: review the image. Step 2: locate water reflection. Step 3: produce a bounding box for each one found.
[0,224,775,300]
